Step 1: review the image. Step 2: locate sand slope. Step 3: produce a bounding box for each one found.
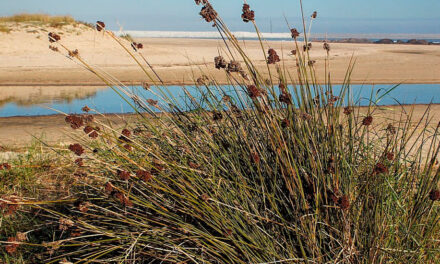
[0,23,440,85]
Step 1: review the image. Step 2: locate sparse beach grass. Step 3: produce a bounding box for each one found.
[0,14,75,26]
[1,1,439,263]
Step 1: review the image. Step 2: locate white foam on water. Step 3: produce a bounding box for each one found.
[118,30,291,39]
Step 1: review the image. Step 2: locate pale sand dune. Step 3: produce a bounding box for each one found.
[0,86,106,106]
[0,23,440,85]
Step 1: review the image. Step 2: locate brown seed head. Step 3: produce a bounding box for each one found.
[48,32,61,42]
[387,124,396,135]
[343,107,353,115]
[136,170,153,182]
[1,163,11,170]
[291,28,300,39]
[267,48,280,64]
[227,60,243,73]
[74,158,83,167]
[65,115,84,129]
[247,85,262,99]
[68,49,79,58]
[105,182,115,193]
[118,170,131,181]
[323,42,331,52]
[429,189,440,201]
[82,105,91,112]
[195,0,208,5]
[214,56,227,69]
[74,200,91,213]
[96,21,105,31]
[199,3,218,23]
[5,237,19,254]
[241,4,255,22]
[281,118,290,128]
[374,163,388,175]
[69,144,85,156]
[251,152,260,164]
[362,116,373,126]
[279,92,292,105]
[338,195,350,210]
[386,152,395,161]
[213,111,223,121]
[311,11,318,19]
[122,129,131,138]
[303,43,312,51]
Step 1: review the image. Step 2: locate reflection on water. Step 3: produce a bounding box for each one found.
[0,84,439,117]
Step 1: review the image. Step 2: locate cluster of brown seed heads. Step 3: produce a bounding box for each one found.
[241,4,255,22]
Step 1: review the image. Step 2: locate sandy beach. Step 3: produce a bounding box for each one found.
[0,24,439,86]
[1,24,440,147]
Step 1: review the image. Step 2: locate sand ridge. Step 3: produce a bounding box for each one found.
[0,23,440,86]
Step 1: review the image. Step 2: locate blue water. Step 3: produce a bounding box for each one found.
[0,84,439,117]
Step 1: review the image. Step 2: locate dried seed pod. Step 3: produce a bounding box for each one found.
[227,60,243,72]
[241,4,255,22]
[199,3,218,23]
[74,200,91,213]
[96,21,105,31]
[214,56,227,69]
[386,152,395,161]
[429,189,440,201]
[338,195,350,210]
[303,43,312,51]
[267,48,280,64]
[343,107,353,115]
[281,118,290,128]
[374,163,388,175]
[68,144,85,156]
[279,91,292,105]
[212,111,223,121]
[65,115,84,129]
[195,0,208,5]
[247,85,262,99]
[136,170,153,182]
[362,116,373,126]
[5,237,19,254]
[323,42,331,52]
[49,45,59,52]
[387,124,396,135]
[48,32,61,42]
[82,105,91,112]
[118,170,131,181]
[68,49,79,58]
[74,158,83,167]
[311,11,318,19]
[291,28,300,39]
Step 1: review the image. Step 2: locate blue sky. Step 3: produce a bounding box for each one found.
[0,0,439,33]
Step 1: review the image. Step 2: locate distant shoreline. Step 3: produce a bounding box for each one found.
[122,30,440,44]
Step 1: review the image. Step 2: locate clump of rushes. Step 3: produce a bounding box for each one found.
[17,1,440,263]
